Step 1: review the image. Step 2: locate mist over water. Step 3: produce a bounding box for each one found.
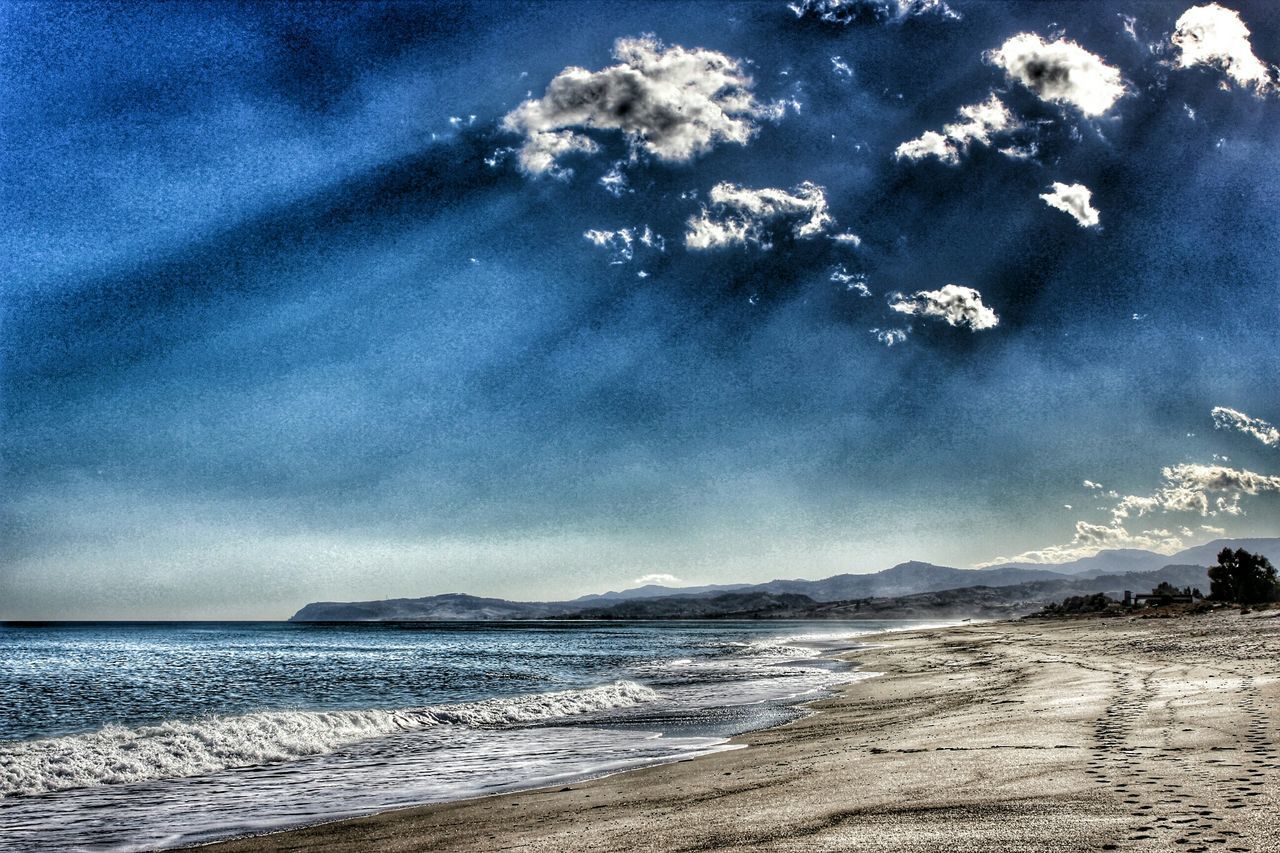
[0,620,931,851]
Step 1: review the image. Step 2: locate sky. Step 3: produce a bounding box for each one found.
[2,0,1278,619]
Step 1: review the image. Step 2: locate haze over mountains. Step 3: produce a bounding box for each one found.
[289,539,1279,622]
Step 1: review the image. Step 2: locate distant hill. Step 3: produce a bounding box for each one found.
[288,538,1276,622]
[287,562,1073,621]
[290,593,560,622]
[564,565,1212,621]
[568,592,822,619]
[575,561,1076,604]
[1167,538,1280,568]
[744,561,1072,601]
[572,582,753,603]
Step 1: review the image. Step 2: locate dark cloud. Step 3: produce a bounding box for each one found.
[987,32,1126,116]
[890,284,1000,330]
[502,35,788,176]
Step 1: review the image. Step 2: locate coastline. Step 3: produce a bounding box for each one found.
[192,611,1279,852]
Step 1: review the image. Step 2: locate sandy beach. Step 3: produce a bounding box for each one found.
[196,611,1279,852]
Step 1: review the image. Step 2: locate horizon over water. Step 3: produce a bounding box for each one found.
[0,619,946,851]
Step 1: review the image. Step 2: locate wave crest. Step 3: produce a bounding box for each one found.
[702,639,813,658]
[0,681,657,798]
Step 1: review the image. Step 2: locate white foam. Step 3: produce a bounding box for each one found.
[704,639,813,658]
[0,681,657,798]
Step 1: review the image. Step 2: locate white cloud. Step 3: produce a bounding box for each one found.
[599,162,631,197]
[1083,480,1104,490]
[1120,14,1139,43]
[1212,406,1280,447]
[987,33,1126,116]
[895,131,954,163]
[1039,182,1100,228]
[1160,463,1280,513]
[831,265,872,296]
[584,228,634,264]
[633,573,684,587]
[515,131,599,178]
[831,56,853,77]
[997,142,1039,161]
[788,0,959,25]
[980,453,1280,567]
[979,520,1186,566]
[584,226,665,264]
[830,231,862,247]
[1172,3,1274,94]
[890,284,999,330]
[484,147,514,169]
[503,36,785,176]
[1111,494,1162,521]
[941,94,1016,143]
[685,214,753,250]
[1108,462,1280,524]
[871,327,909,346]
[685,181,833,250]
[894,94,1017,165]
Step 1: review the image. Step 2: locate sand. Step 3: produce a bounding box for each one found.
[194,610,1279,852]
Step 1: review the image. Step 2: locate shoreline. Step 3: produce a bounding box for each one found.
[193,611,1278,851]
[172,630,891,848]
[175,629,966,851]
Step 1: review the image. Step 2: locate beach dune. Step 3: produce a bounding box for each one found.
[196,611,1279,852]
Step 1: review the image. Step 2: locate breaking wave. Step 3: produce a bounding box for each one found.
[701,639,817,658]
[0,681,657,798]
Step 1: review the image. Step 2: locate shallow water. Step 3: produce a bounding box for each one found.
[0,619,935,851]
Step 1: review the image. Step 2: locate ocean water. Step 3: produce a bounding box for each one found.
[0,619,935,851]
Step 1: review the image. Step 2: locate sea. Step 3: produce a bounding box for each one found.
[0,619,941,851]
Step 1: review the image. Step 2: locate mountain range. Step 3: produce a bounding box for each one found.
[288,538,1279,622]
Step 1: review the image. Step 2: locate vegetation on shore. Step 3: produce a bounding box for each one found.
[1034,548,1279,619]
[1208,547,1279,605]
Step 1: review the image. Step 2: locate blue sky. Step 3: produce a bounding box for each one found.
[2,0,1278,618]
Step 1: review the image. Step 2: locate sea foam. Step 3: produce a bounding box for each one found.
[0,680,657,798]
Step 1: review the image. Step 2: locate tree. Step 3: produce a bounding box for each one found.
[1208,548,1280,605]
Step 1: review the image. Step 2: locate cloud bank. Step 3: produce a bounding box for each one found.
[988,33,1125,116]
[986,460,1280,565]
[1172,3,1274,94]
[503,36,784,176]
[685,181,833,249]
[894,94,1016,165]
[1212,406,1280,447]
[1109,463,1280,524]
[1039,182,1100,227]
[890,284,999,330]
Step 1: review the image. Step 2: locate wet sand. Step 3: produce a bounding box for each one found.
[195,610,1279,852]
